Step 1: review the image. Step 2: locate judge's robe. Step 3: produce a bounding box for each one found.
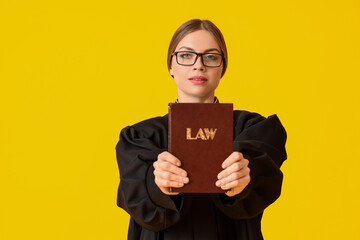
[115,110,287,240]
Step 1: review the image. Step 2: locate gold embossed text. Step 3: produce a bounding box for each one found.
[186,128,217,140]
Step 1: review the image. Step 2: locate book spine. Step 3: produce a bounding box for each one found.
[168,103,172,153]
[167,103,172,193]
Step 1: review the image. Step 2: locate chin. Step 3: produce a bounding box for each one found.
[189,91,214,99]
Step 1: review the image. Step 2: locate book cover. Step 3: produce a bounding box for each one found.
[168,103,233,193]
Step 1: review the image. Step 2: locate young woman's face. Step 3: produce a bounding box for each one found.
[170,30,224,103]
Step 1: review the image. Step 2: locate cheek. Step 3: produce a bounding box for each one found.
[217,66,224,78]
[211,68,223,81]
[172,65,188,79]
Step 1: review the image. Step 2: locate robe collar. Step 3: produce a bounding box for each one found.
[175,96,219,103]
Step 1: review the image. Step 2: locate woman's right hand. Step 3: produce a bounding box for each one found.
[153,151,189,195]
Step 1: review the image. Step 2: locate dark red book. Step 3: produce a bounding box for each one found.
[168,103,233,193]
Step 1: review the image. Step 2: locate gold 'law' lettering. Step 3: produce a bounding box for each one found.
[186,128,217,140]
[203,128,217,140]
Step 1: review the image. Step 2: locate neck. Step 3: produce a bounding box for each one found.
[177,94,215,103]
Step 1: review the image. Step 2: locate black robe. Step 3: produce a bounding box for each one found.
[115,110,287,240]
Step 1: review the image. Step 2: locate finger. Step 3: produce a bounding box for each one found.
[218,158,249,179]
[219,174,251,190]
[216,167,250,187]
[158,151,181,166]
[221,152,244,169]
[154,169,189,184]
[160,187,179,196]
[155,177,186,188]
[154,160,187,177]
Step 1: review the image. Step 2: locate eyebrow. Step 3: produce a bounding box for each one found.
[178,46,221,53]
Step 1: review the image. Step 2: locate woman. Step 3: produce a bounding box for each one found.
[116,19,287,240]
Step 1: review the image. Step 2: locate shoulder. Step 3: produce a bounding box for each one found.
[232,110,287,166]
[233,109,283,125]
[233,110,265,120]
[118,115,168,145]
[233,110,286,137]
[129,114,168,132]
[233,110,266,129]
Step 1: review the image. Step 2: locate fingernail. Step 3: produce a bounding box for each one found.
[216,181,221,187]
[181,172,186,177]
[218,174,223,179]
[222,163,227,168]
[178,182,184,187]
[176,162,181,166]
[183,177,189,183]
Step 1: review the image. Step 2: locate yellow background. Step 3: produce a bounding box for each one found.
[1,0,359,239]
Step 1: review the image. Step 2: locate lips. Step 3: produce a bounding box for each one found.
[188,76,208,85]
[188,76,208,81]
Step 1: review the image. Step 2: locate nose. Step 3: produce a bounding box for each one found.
[193,55,205,71]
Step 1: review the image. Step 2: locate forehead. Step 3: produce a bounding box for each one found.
[175,30,220,52]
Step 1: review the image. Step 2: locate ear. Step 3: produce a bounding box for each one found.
[169,67,174,78]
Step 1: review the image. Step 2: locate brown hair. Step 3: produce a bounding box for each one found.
[167,19,228,77]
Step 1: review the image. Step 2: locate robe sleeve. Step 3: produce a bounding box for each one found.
[115,117,184,232]
[211,111,287,219]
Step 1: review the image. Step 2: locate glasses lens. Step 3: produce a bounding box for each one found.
[203,53,222,67]
[176,52,197,65]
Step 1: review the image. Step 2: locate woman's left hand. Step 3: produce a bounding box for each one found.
[216,152,251,197]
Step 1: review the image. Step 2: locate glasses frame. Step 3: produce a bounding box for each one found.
[172,51,224,68]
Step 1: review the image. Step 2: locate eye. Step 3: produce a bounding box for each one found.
[205,54,219,61]
[178,52,194,59]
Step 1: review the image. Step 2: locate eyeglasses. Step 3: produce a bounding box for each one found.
[172,51,224,67]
